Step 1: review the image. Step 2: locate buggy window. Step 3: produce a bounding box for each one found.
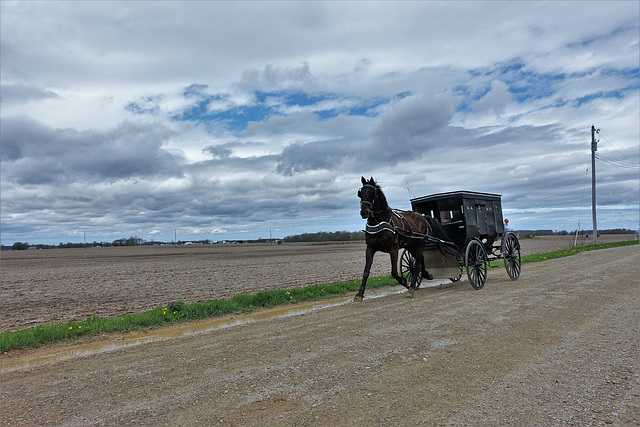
[438,198,463,224]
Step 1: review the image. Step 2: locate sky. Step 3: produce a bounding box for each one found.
[1,1,639,246]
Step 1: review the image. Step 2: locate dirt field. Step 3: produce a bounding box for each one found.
[0,239,638,425]
[0,234,635,333]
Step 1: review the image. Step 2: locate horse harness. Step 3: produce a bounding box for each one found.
[366,211,458,250]
[365,210,421,239]
[361,183,453,245]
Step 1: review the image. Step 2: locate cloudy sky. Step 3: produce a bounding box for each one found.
[1,1,639,245]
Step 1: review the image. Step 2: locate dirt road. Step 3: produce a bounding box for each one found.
[1,244,638,425]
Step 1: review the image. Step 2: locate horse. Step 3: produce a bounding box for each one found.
[355,176,433,301]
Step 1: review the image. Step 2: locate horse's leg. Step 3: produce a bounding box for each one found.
[406,245,425,298]
[389,248,408,288]
[412,246,424,288]
[355,245,375,302]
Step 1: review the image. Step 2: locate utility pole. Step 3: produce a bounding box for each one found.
[591,125,599,244]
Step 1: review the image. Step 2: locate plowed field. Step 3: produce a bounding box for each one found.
[0,235,635,332]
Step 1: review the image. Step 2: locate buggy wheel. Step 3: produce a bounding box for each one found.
[503,233,521,280]
[465,239,488,290]
[400,249,422,288]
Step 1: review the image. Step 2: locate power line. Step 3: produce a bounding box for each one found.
[595,153,639,170]
[598,132,636,163]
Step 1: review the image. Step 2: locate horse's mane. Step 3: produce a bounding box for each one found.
[373,183,390,210]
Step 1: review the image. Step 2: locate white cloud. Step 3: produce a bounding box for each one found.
[1,1,638,245]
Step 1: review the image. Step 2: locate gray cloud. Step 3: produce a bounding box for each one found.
[276,138,353,176]
[203,145,233,159]
[371,92,456,158]
[473,80,512,115]
[238,63,314,93]
[1,117,183,185]
[0,83,60,104]
[274,92,459,175]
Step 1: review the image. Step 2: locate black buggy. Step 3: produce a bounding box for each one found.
[399,191,522,290]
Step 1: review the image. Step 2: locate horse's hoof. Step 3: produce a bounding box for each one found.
[353,295,363,302]
[406,289,415,298]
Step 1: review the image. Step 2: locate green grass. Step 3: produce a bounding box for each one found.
[1,239,637,353]
[488,238,638,268]
[0,276,398,353]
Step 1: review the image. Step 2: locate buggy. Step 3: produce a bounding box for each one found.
[399,191,522,290]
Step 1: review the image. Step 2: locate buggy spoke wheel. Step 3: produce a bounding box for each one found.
[465,239,487,290]
[503,233,521,280]
[399,249,422,288]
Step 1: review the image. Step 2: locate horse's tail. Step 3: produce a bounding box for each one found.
[424,215,460,258]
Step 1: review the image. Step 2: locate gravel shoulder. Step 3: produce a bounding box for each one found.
[1,244,638,425]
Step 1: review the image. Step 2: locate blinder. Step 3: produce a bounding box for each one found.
[358,183,378,217]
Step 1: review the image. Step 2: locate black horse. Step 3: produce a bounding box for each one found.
[355,176,434,301]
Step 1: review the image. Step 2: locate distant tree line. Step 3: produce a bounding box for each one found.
[583,228,636,235]
[283,230,365,243]
[516,228,636,237]
[112,236,146,246]
[4,236,157,250]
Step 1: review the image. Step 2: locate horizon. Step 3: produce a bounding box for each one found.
[3,226,638,248]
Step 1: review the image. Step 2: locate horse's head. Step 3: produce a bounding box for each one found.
[358,176,378,219]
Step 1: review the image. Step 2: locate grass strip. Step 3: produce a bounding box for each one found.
[1,239,637,353]
[488,238,637,268]
[0,276,397,353]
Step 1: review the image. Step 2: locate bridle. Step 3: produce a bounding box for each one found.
[358,184,375,210]
[359,184,391,219]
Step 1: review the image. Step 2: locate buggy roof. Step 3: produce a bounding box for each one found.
[410,190,502,204]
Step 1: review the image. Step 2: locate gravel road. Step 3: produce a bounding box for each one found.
[1,244,638,425]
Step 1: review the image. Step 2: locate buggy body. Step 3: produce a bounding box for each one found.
[399,190,521,290]
[410,191,504,252]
